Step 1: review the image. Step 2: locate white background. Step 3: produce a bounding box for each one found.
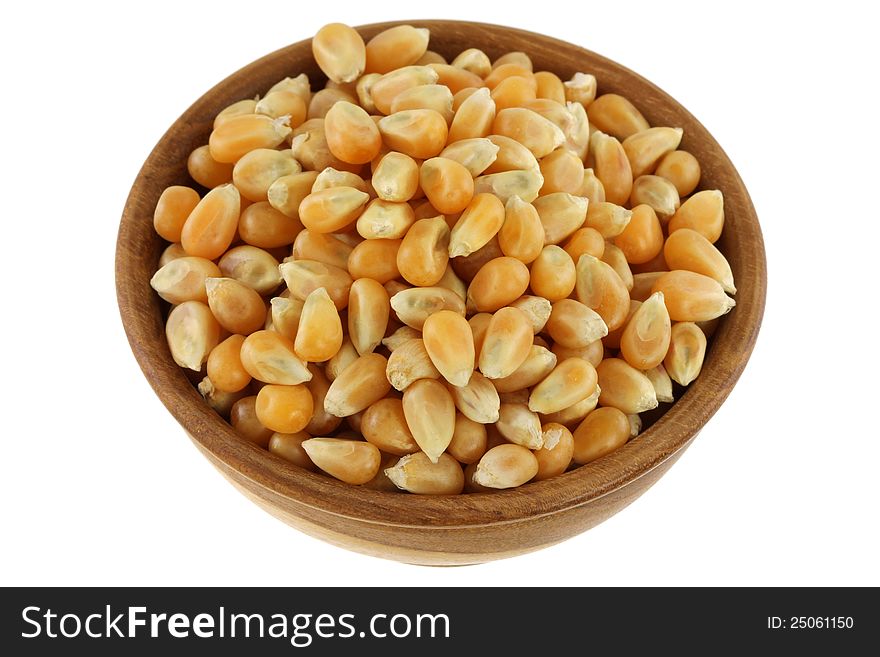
[1,0,877,587]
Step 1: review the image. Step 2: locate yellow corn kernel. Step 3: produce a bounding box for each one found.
[448,193,505,257]
[545,298,608,348]
[268,431,317,471]
[356,198,416,239]
[436,263,467,301]
[491,345,557,393]
[420,157,475,214]
[214,99,257,128]
[290,120,362,173]
[302,438,380,485]
[466,256,531,312]
[151,256,221,305]
[596,358,658,414]
[539,148,585,195]
[447,89,496,144]
[205,277,267,335]
[630,174,681,220]
[180,184,240,260]
[267,74,311,104]
[390,84,454,123]
[371,65,440,113]
[361,398,420,456]
[269,296,304,342]
[304,363,342,435]
[585,200,631,239]
[422,310,475,387]
[240,330,312,385]
[297,186,369,234]
[402,379,456,463]
[620,291,672,370]
[389,286,465,329]
[347,238,401,284]
[153,186,200,243]
[496,403,544,449]
[312,23,366,84]
[381,325,422,352]
[447,371,500,424]
[603,299,641,351]
[255,90,307,128]
[564,72,597,108]
[532,70,565,105]
[509,295,552,333]
[165,301,221,372]
[323,101,382,165]
[484,134,540,173]
[187,145,234,189]
[622,126,683,179]
[446,414,488,465]
[348,278,390,356]
[452,48,492,78]
[439,138,500,177]
[575,254,631,331]
[478,307,533,379]
[292,230,352,270]
[378,109,448,159]
[385,338,441,391]
[355,72,382,114]
[529,245,576,301]
[528,358,598,414]
[396,216,450,286]
[589,131,633,206]
[323,353,391,417]
[325,337,359,381]
[237,202,301,248]
[385,452,464,495]
[474,168,544,204]
[255,384,314,434]
[572,407,630,464]
[372,151,420,202]
[587,93,649,140]
[294,287,343,363]
[613,204,664,265]
[664,322,708,386]
[630,271,666,303]
[230,396,273,446]
[263,171,316,219]
[532,192,588,245]
[664,228,736,294]
[655,150,701,197]
[279,259,352,311]
[492,52,533,72]
[645,363,675,403]
[365,25,430,74]
[492,107,565,158]
[652,270,735,321]
[472,444,538,489]
[668,190,725,242]
[563,227,605,262]
[208,114,291,163]
[564,101,590,161]
[491,75,538,111]
[601,242,634,291]
[539,387,600,428]
[532,423,575,481]
[578,168,606,205]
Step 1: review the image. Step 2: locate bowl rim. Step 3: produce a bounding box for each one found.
[116,19,767,529]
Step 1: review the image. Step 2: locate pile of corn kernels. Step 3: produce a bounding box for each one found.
[150,22,736,494]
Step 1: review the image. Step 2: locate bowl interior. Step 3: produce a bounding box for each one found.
[116,20,766,528]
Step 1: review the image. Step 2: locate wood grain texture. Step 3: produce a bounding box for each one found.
[116,20,767,565]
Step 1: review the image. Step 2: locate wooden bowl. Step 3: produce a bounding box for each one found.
[116,20,766,565]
